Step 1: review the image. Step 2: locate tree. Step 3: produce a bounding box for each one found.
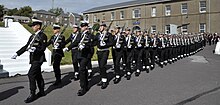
[48,7,64,16]
[16,6,32,17]
[7,8,18,16]
[0,5,4,20]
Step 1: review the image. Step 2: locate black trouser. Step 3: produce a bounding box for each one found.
[71,49,79,73]
[126,48,134,73]
[164,47,169,61]
[168,47,173,60]
[78,58,89,90]
[143,48,150,67]
[149,47,156,66]
[157,48,165,63]
[53,54,62,81]
[112,49,116,68]
[87,58,92,70]
[134,48,144,70]
[28,62,44,92]
[122,48,127,67]
[97,50,109,79]
[113,48,124,76]
[87,48,94,70]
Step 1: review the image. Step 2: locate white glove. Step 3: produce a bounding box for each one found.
[79,45,85,50]
[63,48,69,52]
[11,53,18,59]
[28,47,36,53]
[54,43,59,49]
[116,44,121,48]
[100,42,106,46]
[127,45,131,48]
[138,44,142,47]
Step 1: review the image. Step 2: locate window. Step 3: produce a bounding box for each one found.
[111,12,115,20]
[85,15,89,21]
[120,11,125,19]
[64,18,68,21]
[165,5,171,16]
[151,7,156,17]
[40,15,43,17]
[181,3,188,14]
[151,25,156,33]
[45,15,48,18]
[199,23,206,33]
[133,8,141,18]
[94,15,97,22]
[102,13,105,21]
[51,22,53,25]
[165,25,170,34]
[200,1,206,13]
[181,25,188,33]
[51,16,53,19]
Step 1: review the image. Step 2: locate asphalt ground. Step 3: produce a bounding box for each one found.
[0,45,220,105]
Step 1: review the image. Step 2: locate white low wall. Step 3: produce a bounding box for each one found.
[8,22,52,73]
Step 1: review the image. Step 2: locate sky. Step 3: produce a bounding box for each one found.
[0,0,132,14]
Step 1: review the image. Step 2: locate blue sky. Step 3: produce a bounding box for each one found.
[0,0,131,14]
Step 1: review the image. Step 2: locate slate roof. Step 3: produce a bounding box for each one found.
[34,10,56,15]
[83,0,171,14]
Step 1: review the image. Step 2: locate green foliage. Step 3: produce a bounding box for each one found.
[6,8,18,16]
[0,21,4,27]
[0,5,4,20]
[16,6,32,17]
[48,7,64,16]
[5,6,32,17]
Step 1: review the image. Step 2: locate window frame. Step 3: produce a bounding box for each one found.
[151,7,156,17]
[165,5,171,16]
[132,8,141,18]
[200,1,206,13]
[181,3,188,14]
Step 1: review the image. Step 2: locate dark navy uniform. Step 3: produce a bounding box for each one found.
[47,32,65,85]
[94,26,114,89]
[65,31,81,80]
[112,33,126,84]
[14,20,47,103]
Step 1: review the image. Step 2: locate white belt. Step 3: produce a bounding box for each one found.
[97,48,109,51]
[72,47,78,50]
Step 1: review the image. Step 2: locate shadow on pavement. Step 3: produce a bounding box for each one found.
[175,86,220,105]
[88,65,115,89]
[45,73,72,95]
[0,86,24,101]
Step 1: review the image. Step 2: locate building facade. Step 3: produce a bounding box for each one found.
[83,0,220,33]
[33,10,56,25]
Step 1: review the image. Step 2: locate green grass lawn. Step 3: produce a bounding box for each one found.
[0,22,4,27]
[22,24,112,65]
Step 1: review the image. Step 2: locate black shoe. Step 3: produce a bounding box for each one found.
[77,88,87,96]
[88,72,92,79]
[125,74,131,80]
[135,72,140,77]
[74,75,79,81]
[37,91,46,97]
[159,63,163,68]
[113,78,121,84]
[101,82,108,89]
[52,80,61,86]
[97,81,103,86]
[146,69,149,73]
[24,94,37,103]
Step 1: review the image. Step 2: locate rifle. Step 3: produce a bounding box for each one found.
[106,20,114,32]
[100,20,114,45]
[26,25,47,51]
[53,26,68,49]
